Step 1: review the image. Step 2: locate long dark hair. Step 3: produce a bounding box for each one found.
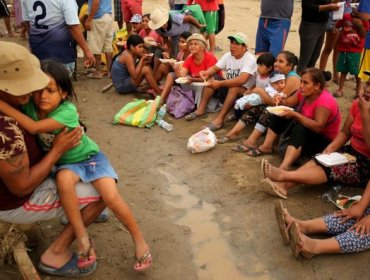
[279,51,298,69]
[41,60,77,101]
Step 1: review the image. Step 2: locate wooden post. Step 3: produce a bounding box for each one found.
[0,221,41,280]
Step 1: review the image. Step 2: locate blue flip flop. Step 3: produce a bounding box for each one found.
[38,253,97,278]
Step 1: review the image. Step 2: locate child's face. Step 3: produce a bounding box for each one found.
[271,79,286,92]
[132,43,145,56]
[142,17,149,30]
[132,22,142,32]
[33,75,67,114]
[257,64,272,76]
[178,37,188,51]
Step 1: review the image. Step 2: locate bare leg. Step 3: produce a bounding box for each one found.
[105,52,113,77]
[194,86,216,115]
[154,63,170,82]
[56,170,91,256]
[208,33,216,53]
[355,76,362,97]
[242,128,263,148]
[40,201,106,269]
[264,160,328,186]
[93,178,149,258]
[284,209,328,235]
[224,120,246,138]
[159,73,175,103]
[94,54,102,75]
[256,128,278,153]
[339,72,347,93]
[279,145,302,170]
[210,87,244,127]
[3,17,14,37]
[133,65,161,96]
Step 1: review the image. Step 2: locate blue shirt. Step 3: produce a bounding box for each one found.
[88,0,112,19]
[359,0,370,48]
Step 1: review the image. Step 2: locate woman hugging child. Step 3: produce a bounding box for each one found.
[0,60,152,272]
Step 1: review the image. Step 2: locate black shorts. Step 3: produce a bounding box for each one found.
[0,0,10,18]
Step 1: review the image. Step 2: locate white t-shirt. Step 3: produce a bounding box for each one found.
[216,51,257,89]
[255,74,270,89]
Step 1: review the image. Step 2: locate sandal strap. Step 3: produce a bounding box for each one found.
[135,251,151,264]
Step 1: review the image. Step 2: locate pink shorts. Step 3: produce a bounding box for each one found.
[121,0,143,22]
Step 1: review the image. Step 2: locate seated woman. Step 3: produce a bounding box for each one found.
[260,82,370,199]
[153,31,192,83]
[159,33,220,105]
[276,186,370,259]
[111,35,162,96]
[251,68,341,172]
[232,51,301,152]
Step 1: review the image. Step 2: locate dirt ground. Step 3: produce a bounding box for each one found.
[1,0,370,279]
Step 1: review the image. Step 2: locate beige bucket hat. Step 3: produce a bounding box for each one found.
[0,42,49,96]
[148,8,169,30]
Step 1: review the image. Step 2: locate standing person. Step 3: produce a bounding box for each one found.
[85,0,113,79]
[121,0,143,34]
[333,12,369,97]
[216,0,225,35]
[21,0,95,76]
[114,0,123,28]
[358,0,370,83]
[188,0,219,53]
[185,32,257,131]
[318,12,340,84]
[0,59,152,272]
[255,0,294,58]
[0,41,104,278]
[0,0,15,37]
[297,0,340,73]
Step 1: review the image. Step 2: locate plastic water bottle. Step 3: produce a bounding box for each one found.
[157,104,167,121]
[322,184,343,202]
[157,120,173,132]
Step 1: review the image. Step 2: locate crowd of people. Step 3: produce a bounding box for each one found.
[0,0,370,277]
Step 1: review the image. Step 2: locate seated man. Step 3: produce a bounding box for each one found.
[185,32,257,131]
[0,42,105,277]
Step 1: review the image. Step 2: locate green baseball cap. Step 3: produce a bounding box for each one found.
[227,32,248,45]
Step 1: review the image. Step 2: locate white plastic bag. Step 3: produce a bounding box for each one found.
[187,128,217,153]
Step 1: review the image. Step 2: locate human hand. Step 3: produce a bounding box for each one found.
[349,215,370,236]
[279,109,295,119]
[335,203,366,224]
[273,93,283,105]
[85,18,92,31]
[84,50,95,68]
[207,80,221,89]
[51,127,83,155]
[322,144,336,154]
[199,70,210,79]
[330,2,340,11]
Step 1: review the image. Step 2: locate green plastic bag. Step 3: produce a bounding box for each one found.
[113,96,160,128]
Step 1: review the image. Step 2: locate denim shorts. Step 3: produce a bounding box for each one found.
[56,152,118,183]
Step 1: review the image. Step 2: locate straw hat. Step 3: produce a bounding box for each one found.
[186,33,207,48]
[148,8,169,30]
[0,42,49,96]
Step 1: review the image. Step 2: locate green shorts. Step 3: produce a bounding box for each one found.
[336,52,361,75]
[204,11,218,35]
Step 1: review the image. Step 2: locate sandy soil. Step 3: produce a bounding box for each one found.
[1,0,369,279]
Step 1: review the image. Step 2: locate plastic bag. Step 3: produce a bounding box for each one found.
[187,128,217,153]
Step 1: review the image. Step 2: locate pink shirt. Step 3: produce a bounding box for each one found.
[183,50,221,77]
[138,29,164,45]
[350,99,370,158]
[298,89,341,140]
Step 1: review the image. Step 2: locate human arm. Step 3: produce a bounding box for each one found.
[183,15,204,29]
[302,0,339,12]
[0,100,65,134]
[68,25,95,67]
[85,0,99,31]
[359,93,370,149]
[208,73,252,90]
[322,112,353,153]
[352,17,367,38]
[335,180,370,233]
[0,128,82,197]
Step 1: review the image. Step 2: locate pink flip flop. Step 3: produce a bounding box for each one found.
[134,251,152,272]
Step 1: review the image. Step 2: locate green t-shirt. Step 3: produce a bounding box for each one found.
[23,101,100,165]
